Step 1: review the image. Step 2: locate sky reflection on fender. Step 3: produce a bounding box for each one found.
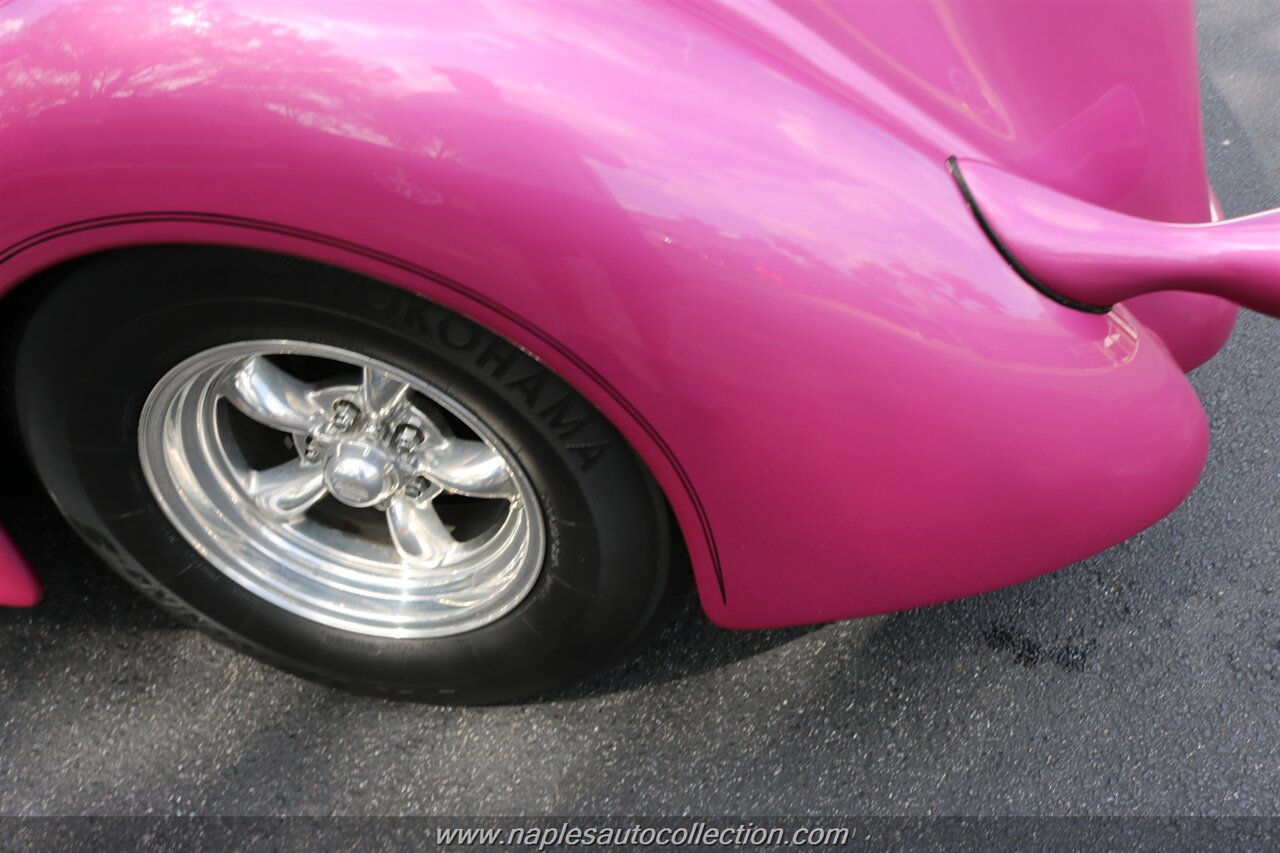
[3,0,1138,375]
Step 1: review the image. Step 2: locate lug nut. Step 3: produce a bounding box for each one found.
[404,477,431,500]
[331,400,361,432]
[392,424,424,452]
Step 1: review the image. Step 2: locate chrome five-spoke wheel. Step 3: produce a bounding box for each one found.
[139,341,545,638]
[16,247,673,702]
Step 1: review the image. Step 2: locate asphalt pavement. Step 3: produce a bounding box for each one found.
[0,0,1276,823]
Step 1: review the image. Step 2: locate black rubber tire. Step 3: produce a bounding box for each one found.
[11,246,673,704]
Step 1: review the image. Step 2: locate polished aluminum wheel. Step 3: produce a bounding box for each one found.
[138,341,545,638]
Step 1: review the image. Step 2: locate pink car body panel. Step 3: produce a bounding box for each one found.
[0,0,1263,628]
[0,528,41,607]
[691,0,1242,372]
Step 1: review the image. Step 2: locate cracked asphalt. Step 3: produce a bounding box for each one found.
[0,0,1276,820]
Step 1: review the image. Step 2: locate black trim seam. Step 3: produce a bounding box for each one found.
[946,157,1111,315]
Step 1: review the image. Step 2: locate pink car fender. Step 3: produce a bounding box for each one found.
[0,528,41,607]
[0,0,1271,628]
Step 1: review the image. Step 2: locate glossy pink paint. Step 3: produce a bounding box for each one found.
[955,158,1280,319]
[0,528,41,608]
[0,0,1257,628]
[688,0,1241,370]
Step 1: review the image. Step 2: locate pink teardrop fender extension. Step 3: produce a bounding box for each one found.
[950,158,1280,320]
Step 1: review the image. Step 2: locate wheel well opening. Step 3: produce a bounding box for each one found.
[0,244,696,605]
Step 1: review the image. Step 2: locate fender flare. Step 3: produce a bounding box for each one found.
[0,214,729,607]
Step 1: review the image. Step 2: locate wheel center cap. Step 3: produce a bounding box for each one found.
[324,441,400,508]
